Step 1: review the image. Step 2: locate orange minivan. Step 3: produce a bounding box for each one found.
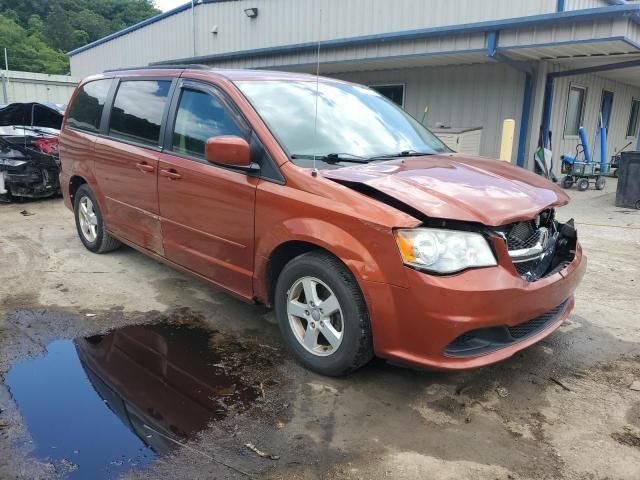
[59,66,586,376]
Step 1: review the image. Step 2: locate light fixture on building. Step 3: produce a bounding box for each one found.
[211,25,218,34]
[244,7,258,18]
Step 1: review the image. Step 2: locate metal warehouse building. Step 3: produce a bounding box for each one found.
[68,0,640,172]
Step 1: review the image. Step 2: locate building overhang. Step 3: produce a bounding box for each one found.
[147,4,640,80]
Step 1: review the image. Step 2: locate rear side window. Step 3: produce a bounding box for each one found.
[109,80,171,147]
[172,89,245,159]
[66,79,112,132]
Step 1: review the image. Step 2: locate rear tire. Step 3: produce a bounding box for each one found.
[74,184,121,253]
[274,251,373,376]
[577,178,589,191]
[595,176,606,190]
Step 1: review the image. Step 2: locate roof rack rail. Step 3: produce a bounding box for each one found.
[103,64,211,73]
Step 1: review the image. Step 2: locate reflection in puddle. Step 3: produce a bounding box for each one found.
[5,322,261,479]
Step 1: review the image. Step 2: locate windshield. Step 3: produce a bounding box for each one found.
[235,80,449,166]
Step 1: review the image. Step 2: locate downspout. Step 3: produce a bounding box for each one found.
[487,31,532,167]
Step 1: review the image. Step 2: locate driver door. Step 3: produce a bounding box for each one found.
[157,80,258,299]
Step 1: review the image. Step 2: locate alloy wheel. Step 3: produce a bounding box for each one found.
[287,276,344,356]
[78,196,98,242]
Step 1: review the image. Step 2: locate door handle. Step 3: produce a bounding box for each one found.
[135,162,155,173]
[159,169,182,180]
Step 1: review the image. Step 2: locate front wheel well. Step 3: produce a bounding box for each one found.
[68,175,87,207]
[266,241,328,306]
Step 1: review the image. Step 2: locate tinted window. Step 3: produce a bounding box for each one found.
[109,80,171,146]
[172,89,244,159]
[66,79,112,132]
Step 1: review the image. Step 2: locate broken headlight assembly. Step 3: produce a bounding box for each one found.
[0,158,28,167]
[394,228,497,274]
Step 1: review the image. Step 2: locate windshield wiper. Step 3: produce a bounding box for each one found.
[367,150,435,160]
[291,153,370,164]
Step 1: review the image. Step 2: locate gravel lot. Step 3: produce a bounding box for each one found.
[1,178,639,480]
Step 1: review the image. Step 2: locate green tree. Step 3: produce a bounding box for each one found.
[0,0,160,73]
[26,14,43,37]
[0,14,69,74]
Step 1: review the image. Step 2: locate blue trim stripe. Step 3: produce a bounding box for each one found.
[549,57,640,78]
[71,3,640,58]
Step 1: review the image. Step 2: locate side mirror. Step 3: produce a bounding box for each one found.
[205,136,258,171]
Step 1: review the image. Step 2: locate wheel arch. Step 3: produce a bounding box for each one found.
[256,218,393,307]
[68,175,87,208]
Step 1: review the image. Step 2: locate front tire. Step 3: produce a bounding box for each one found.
[74,184,121,253]
[577,178,589,191]
[274,251,373,376]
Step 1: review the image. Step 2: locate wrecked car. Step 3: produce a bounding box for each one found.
[0,102,64,201]
[59,68,586,376]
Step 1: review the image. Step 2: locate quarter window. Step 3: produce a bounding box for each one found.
[66,79,112,132]
[171,89,245,159]
[109,80,171,147]
[564,85,586,137]
[626,99,640,138]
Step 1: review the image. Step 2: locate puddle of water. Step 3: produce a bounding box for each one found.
[4,322,261,479]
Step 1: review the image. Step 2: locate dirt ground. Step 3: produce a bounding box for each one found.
[0,178,639,480]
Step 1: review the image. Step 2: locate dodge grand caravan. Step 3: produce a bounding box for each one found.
[59,66,586,376]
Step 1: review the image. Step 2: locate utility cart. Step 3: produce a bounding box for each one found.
[560,124,609,191]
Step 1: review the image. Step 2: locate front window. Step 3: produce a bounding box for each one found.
[235,80,448,167]
[171,89,245,159]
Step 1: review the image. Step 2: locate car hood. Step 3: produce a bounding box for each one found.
[321,154,569,226]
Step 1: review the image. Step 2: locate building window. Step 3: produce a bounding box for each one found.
[564,84,586,137]
[370,84,405,107]
[109,80,172,147]
[626,98,640,138]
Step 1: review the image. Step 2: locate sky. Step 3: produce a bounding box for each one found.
[153,0,188,12]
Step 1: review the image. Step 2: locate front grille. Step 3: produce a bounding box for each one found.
[504,216,562,282]
[507,221,539,250]
[444,300,569,358]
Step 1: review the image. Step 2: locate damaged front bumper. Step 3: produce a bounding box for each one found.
[0,157,60,200]
[361,215,587,371]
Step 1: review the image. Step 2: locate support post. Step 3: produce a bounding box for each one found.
[516,73,533,167]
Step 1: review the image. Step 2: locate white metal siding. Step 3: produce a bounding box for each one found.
[549,65,640,169]
[332,63,525,160]
[565,0,610,10]
[70,0,558,77]
[1,70,78,104]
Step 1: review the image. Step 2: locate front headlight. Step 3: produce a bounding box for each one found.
[0,158,27,167]
[394,228,497,274]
